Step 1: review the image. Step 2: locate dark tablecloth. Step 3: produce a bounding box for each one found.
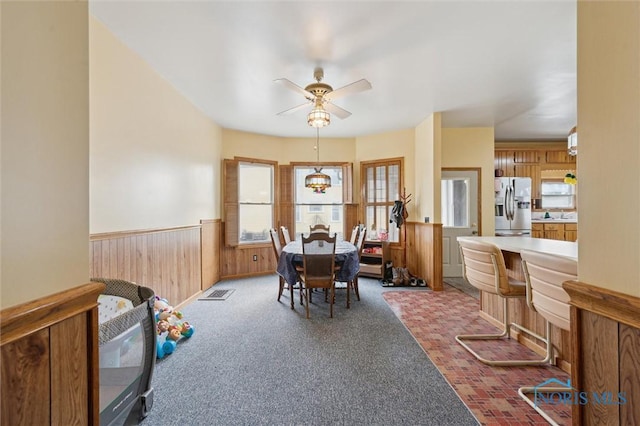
[276,240,360,286]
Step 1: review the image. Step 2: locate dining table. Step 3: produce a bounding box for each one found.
[276,239,360,292]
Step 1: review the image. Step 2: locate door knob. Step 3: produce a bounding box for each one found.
[471,230,478,235]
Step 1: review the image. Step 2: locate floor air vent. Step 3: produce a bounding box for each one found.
[199,289,235,301]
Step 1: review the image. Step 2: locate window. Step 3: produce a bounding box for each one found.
[441,178,469,227]
[224,158,275,246]
[361,158,402,242]
[541,180,576,209]
[331,205,341,222]
[294,166,343,239]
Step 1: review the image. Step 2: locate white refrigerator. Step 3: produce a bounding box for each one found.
[494,177,532,236]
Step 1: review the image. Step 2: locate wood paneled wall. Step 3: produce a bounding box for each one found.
[564,281,640,426]
[90,225,204,307]
[480,250,571,371]
[1,282,104,426]
[405,222,443,291]
[220,223,276,278]
[201,219,221,290]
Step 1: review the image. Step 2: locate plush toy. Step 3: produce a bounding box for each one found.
[154,296,194,359]
[157,319,170,334]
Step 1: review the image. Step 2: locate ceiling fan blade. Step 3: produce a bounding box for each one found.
[276,101,312,116]
[324,79,372,102]
[324,102,352,120]
[274,78,315,100]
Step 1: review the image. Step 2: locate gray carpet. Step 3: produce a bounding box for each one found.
[141,275,479,425]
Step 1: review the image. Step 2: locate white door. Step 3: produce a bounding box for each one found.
[441,169,479,277]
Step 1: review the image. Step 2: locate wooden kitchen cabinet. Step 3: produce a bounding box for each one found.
[494,149,540,178]
[531,223,544,238]
[545,150,576,164]
[494,150,515,177]
[513,150,539,163]
[531,222,577,241]
[564,223,578,242]
[543,223,564,240]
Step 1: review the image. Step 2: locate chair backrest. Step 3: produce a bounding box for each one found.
[280,226,292,244]
[520,250,577,331]
[269,228,282,259]
[355,227,367,257]
[458,239,512,296]
[301,232,337,289]
[309,224,330,234]
[349,225,360,245]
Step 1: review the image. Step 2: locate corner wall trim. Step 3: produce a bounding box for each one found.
[0,281,105,346]
[563,280,640,329]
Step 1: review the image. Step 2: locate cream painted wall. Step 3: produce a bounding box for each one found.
[90,17,221,233]
[415,114,442,224]
[1,2,90,309]
[354,129,415,214]
[441,128,495,236]
[222,128,356,222]
[222,128,355,165]
[578,0,640,296]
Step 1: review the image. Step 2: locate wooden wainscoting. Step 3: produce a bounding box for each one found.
[389,245,405,272]
[480,250,571,372]
[405,222,443,291]
[90,225,204,307]
[220,222,276,278]
[564,281,640,426]
[201,219,221,290]
[1,282,104,426]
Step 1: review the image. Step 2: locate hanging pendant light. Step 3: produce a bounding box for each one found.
[304,128,331,193]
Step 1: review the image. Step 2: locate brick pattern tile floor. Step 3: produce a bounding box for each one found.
[383,285,572,426]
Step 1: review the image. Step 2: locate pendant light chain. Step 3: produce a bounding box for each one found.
[316,127,320,164]
[304,127,332,193]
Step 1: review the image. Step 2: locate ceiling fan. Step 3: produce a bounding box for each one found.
[274,67,372,125]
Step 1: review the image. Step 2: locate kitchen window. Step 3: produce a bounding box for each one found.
[541,181,575,209]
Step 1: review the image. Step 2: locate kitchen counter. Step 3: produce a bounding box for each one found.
[531,218,578,224]
[457,236,577,261]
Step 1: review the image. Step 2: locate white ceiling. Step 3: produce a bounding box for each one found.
[89,1,577,140]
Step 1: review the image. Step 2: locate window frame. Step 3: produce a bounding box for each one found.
[290,162,348,238]
[360,157,404,244]
[224,157,277,247]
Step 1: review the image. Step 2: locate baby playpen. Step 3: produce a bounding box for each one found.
[94,278,156,425]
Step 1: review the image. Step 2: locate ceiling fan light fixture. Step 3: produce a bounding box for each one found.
[307,106,330,128]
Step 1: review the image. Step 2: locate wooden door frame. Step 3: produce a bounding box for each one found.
[441,167,482,236]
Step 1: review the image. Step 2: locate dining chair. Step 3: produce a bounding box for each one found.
[309,224,330,234]
[349,227,368,301]
[348,225,359,245]
[301,232,337,318]
[280,226,292,244]
[455,239,550,366]
[517,249,577,425]
[270,228,294,309]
